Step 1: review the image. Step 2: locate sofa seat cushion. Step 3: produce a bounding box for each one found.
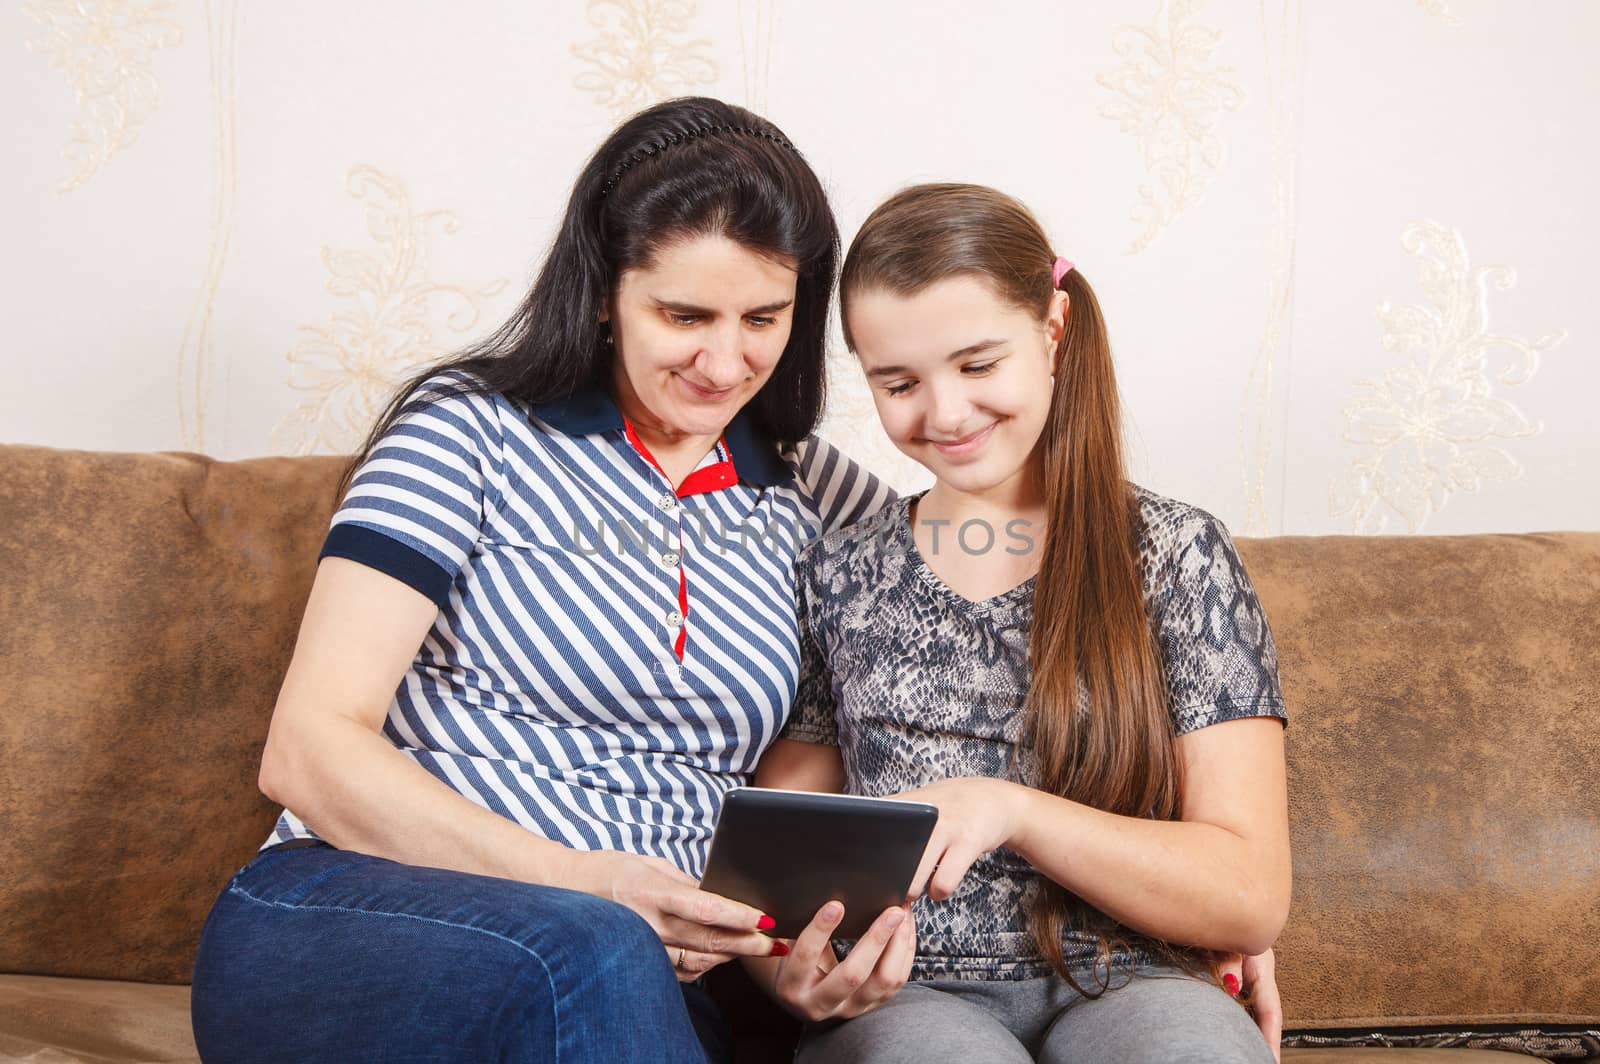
[0,973,1544,1063]
[0,975,197,1064]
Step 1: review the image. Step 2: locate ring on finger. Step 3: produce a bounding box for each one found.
[675,946,687,970]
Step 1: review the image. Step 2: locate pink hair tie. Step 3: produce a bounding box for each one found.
[1051,256,1075,288]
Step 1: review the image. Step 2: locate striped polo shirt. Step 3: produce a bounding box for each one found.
[264,371,891,877]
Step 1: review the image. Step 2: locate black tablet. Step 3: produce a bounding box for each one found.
[699,787,939,939]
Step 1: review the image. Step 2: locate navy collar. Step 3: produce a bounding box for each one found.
[531,388,792,488]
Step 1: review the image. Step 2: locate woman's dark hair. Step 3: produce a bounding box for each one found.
[343,96,838,491]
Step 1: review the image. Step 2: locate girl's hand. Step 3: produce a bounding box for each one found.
[898,778,1026,901]
[577,849,784,980]
[773,901,916,1021]
[1219,948,1282,1062]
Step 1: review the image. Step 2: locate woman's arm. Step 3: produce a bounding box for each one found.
[259,557,777,972]
[903,716,1290,956]
[259,557,584,883]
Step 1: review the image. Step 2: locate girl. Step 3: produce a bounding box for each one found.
[750,183,1290,1064]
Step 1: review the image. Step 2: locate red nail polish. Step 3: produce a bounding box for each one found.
[1223,972,1241,995]
[757,914,776,931]
[770,941,790,957]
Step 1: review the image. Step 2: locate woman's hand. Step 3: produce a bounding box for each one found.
[898,778,1026,901]
[772,901,916,1022]
[577,849,784,980]
[1219,948,1282,1062]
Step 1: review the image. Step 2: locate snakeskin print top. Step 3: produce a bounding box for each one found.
[780,486,1287,981]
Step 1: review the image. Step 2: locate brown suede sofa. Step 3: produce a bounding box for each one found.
[2,443,1597,1063]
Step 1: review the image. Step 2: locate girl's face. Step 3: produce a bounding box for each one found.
[848,275,1065,499]
[607,234,798,442]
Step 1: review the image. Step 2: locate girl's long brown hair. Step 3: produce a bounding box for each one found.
[841,184,1211,994]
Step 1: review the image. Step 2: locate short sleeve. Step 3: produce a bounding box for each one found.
[791,437,896,537]
[779,548,839,746]
[319,377,503,610]
[1154,513,1287,736]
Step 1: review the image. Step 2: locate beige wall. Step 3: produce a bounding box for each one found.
[6,0,1595,536]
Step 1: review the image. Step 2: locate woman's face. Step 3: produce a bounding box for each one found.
[847,274,1065,499]
[608,234,797,442]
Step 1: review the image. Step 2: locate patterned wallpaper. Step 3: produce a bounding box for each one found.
[5,0,1593,536]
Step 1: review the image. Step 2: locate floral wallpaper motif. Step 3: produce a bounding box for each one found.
[1330,222,1567,533]
[1417,0,1460,25]
[175,0,239,452]
[572,0,717,118]
[23,0,183,193]
[1239,0,1306,536]
[736,0,780,114]
[1097,0,1245,254]
[274,167,509,456]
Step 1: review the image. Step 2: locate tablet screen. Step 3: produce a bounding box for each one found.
[699,788,938,939]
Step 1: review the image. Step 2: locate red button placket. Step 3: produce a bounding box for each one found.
[623,422,739,663]
[674,563,689,660]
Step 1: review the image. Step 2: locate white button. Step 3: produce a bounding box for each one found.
[666,610,684,627]
[661,551,680,567]
[657,494,677,512]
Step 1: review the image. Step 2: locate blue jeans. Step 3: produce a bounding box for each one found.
[191,842,726,1063]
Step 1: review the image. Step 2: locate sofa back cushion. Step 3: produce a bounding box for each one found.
[2,443,1597,1031]
[0,445,344,983]
[1239,531,1600,1030]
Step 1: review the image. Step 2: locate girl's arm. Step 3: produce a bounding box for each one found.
[748,735,847,794]
[740,738,845,1002]
[903,716,1290,956]
[740,739,914,1021]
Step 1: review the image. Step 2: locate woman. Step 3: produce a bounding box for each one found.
[189,96,890,1064]
[747,184,1290,1064]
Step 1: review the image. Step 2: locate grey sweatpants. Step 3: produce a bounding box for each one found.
[795,967,1274,1064]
